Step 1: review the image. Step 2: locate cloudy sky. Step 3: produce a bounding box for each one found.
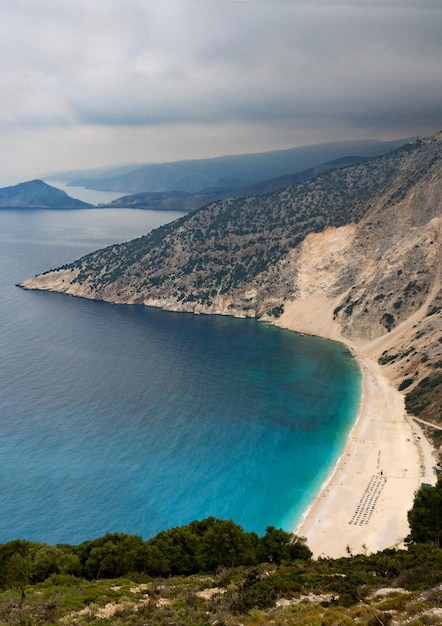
[0,0,441,185]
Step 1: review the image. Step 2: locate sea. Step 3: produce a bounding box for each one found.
[0,187,361,546]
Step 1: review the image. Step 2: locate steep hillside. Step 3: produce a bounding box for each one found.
[99,156,369,212]
[20,133,442,426]
[0,179,91,209]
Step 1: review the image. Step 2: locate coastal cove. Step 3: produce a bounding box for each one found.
[275,299,437,557]
[1,208,362,546]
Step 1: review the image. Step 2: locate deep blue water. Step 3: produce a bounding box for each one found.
[0,208,361,545]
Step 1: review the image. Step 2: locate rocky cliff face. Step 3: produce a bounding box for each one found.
[20,133,442,429]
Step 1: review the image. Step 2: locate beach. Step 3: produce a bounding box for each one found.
[274,296,437,558]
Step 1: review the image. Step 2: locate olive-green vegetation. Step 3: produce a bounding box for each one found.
[0,519,310,592]
[98,156,369,212]
[2,488,442,625]
[406,372,442,422]
[2,546,442,625]
[63,138,441,315]
[407,478,442,547]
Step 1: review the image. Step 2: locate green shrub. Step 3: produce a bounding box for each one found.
[399,378,414,391]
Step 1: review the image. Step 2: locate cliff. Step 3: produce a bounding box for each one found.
[20,133,442,427]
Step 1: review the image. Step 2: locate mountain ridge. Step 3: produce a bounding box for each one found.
[65,137,413,193]
[98,155,370,212]
[20,133,442,428]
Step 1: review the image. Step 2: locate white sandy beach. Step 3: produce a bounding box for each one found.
[274,296,437,558]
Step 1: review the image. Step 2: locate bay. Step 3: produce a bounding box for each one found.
[0,208,361,545]
[43,181,130,206]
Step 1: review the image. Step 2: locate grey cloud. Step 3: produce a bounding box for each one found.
[0,0,440,181]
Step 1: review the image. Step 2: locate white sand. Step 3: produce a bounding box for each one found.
[273,297,437,558]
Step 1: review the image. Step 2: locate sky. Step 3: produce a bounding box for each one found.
[0,0,441,185]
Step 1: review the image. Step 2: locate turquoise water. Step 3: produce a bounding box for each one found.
[0,208,361,545]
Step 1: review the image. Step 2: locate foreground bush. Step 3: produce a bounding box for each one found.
[2,546,442,625]
[0,518,311,591]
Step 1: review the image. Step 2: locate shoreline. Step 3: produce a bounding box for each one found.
[293,358,366,548]
[294,354,435,557]
[17,275,438,556]
[274,298,437,558]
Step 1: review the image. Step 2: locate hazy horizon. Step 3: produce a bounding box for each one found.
[1,1,440,186]
[0,133,425,191]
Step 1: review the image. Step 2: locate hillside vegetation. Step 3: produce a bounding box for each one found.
[2,484,442,626]
[99,156,369,212]
[4,547,442,625]
[20,133,442,434]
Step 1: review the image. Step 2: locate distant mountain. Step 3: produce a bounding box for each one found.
[42,163,142,183]
[236,155,370,196]
[66,138,414,194]
[99,189,221,212]
[0,180,91,209]
[100,155,370,212]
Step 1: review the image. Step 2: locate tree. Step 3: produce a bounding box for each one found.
[31,544,63,582]
[0,540,32,598]
[257,526,311,564]
[5,553,30,602]
[80,533,147,579]
[407,479,442,546]
[147,526,199,576]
